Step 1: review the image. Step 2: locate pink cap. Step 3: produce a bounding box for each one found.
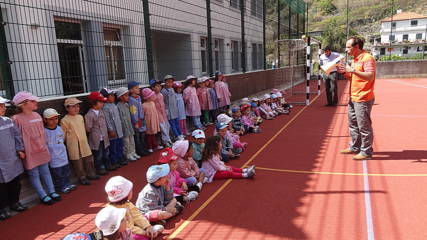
[142,88,155,100]
[12,91,39,105]
[173,82,183,88]
[172,140,190,158]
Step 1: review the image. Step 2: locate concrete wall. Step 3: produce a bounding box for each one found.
[377,60,427,78]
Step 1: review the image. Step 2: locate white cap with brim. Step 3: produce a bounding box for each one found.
[186,75,197,81]
[0,96,10,104]
[95,206,127,236]
[43,108,60,119]
[115,87,129,99]
[191,129,205,139]
[217,113,233,125]
[147,164,170,183]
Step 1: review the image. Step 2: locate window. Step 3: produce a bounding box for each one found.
[380,48,386,55]
[200,38,221,73]
[411,20,418,26]
[403,34,408,41]
[417,46,423,52]
[389,35,395,41]
[200,37,207,73]
[230,0,239,8]
[214,39,220,72]
[251,43,257,70]
[391,22,396,28]
[258,44,263,69]
[231,40,240,72]
[402,47,409,55]
[104,27,125,85]
[416,33,423,40]
[250,0,263,18]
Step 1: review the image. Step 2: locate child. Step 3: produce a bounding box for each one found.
[201,135,255,182]
[85,92,113,175]
[43,108,76,194]
[158,148,198,204]
[101,88,125,167]
[196,76,210,126]
[265,94,278,116]
[151,80,172,148]
[231,106,245,135]
[241,105,261,133]
[95,206,132,240]
[141,88,160,153]
[216,113,247,154]
[61,97,98,186]
[0,96,27,220]
[173,139,205,191]
[215,122,240,162]
[173,82,188,135]
[161,75,183,140]
[259,94,275,119]
[128,81,149,157]
[115,87,138,162]
[250,102,263,125]
[12,91,61,205]
[105,176,164,239]
[191,129,205,167]
[136,164,183,223]
[207,79,219,124]
[183,75,203,130]
[214,71,231,113]
[270,94,286,115]
[276,92,291,114]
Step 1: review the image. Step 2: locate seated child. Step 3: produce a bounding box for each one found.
[136,164,183,223]
[105,176,164,239]
[95,206,132,240]
[276,92,291,114]
[158,148,198,204]
[216,122,241,162]
[190,129,205,167]
[259,94,275,119]
[249,102,263,125]
[201,135,255,182]
[216,113,247,151]
[270,94,286,115]
[43,108,76,194]
[231,106,245,135]
[240,105,261,133]
[173,139,205,190]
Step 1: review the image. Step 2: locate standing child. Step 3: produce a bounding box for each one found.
[105,176,164,239]
[196,76,210,126]
[183,75,203,130]
[12,91,61,205]
[214,71,231,113]
[95,206,133,240]
[101,88,126,167]
[158,148,198,204]
[61,97,98,186]
[0,96,27,220]
[161,75,183,140]
[136,164,183,223]
[128,81,149,157]
[151,80,172,147]
[173,139,205,191]
[43,108,76,194]
[85,92,112,175]
[207,79,219,124]
[141,88,160,153]
[190,129,206,167]
[115,87,138,162]
[201,135,255,182]
[173,82,188,135]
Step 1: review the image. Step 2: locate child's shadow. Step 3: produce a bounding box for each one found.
[370,150,427,162]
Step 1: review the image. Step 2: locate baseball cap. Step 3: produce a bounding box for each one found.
[95,206,127,236]
[100,88,115,97]
[43,108,60,119]
[173,82,183,88]
[88,92,107,102]
[115,87,129,99]
[12,91,39,105]
[0,96,10,104]
[186,75,197,81]
[231,106,240,113]
[163,75,175,81]
[216,113,232,124]
[146,164,170,183]
[191,129,205,139]
[64,98,82,107]
[104,176,133,203]
[128,81,140,90]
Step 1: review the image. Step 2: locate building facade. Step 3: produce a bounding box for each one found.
[373,11,427,58]
[0,0,266,98]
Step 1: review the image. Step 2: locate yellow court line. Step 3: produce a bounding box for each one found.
[256,167,427,177]
[167,93,323,239]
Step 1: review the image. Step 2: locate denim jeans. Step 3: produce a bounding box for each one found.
[168,118,182,138]
[109,138,124,164]
[93,141,110,170]
[191,116,203,129]
[27,163,55,198]
[50,164,71,192]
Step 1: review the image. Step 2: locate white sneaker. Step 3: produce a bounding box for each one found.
[196,182,203,191]
[187,191,198,201]
[133,153,141,159]
[203,177,209,183]
[148,149,154,153]
[152,224,164,234]
[128,155,137,162]
[157,145,164,150]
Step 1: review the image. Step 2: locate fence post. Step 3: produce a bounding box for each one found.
[142,0,154,80]
[240,0,246,73]
[206,0,214,76]
[0,10,14,98]
[263,0,266,70]
[277,0,281,68]
[318,42,322,95]
[305,36,311,105]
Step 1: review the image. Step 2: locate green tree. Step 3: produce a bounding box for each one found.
[321,17,358,52]
[314,0,337,15]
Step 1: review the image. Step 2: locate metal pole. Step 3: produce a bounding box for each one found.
[142,0,154,80]
[389,0,394,59]
[240,0,246,73]
[0,10,15,98]
[318,42,322,95]
[277,0,281,68]
[263,0,266,69]
[346,0,349,39]
[306,36,311,105]
[288,3,292,66]
[206,0,213,76]
[423,17,426,59]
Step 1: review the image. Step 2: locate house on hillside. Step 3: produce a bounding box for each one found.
[372,11,427,58]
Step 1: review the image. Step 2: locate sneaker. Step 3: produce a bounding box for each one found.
[0,208,11,220]
[353,153,372,160]
[61,186,72,194]
[69,184,77,191]
[340,149,358,154]
[244,170,255,179]
[133,153,141,159]
[245,165,256,174]
[148,149,154,153]
[10,202,27,212]
[152,224,165,235]
[156,145,164,150]
[50,192,62,201]
[196,182,203,191]
[41,195,55,205]
[128,155,137,162]
[175,202,184,214]
[187,191,198,201]
[203,177,209,183]
[80,178,91,185]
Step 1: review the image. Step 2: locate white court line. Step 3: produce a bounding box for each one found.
[386,80,427,89]
[363,160,376,240]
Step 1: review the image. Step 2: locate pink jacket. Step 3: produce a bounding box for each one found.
[201,154,227,182]
[153,92,167,123]
[167,169,186,195]
[215,81,231,107]
[196,87,210,110]
[241,115,255,128]
[183,86,201,117]
[176,156,200,178]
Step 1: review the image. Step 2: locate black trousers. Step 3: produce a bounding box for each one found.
[0,175,22,209]
[324,71,338,105]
